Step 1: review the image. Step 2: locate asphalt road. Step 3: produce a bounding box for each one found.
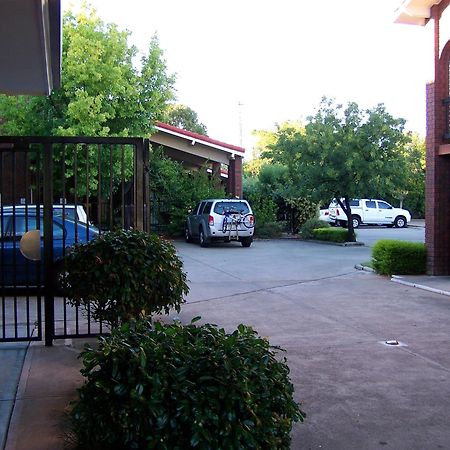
[174,232,450,450]
[355,224,425,247]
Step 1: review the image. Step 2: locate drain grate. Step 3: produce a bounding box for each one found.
[380,339,407,347]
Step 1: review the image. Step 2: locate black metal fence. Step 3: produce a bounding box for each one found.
[0,136,149,345]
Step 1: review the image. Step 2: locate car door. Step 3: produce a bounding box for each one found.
[376,200,395,224]
[362,200,379,224]
[189,202,204,237]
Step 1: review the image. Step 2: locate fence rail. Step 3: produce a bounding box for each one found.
[0,136,149,345]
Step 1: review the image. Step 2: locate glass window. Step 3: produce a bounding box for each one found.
[203,201,213,214]
[377,201,391,210]
[193,203,201,215]
[213,201,250,215]
[349,199,360,207]
[366,201,376,209]
[6,215,64,238]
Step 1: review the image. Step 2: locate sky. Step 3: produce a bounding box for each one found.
[63,0,434,158]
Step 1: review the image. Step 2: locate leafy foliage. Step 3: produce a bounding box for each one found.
[284,197,318,233]
[311,227,349,243]
[300,218,330,240]
[163,104,208,135]
[372,239,426,275]
[0,5,176,198]
[263,98,411,242]
[70,319,304,450]
[59,229,189,327]
[149,148,225,236]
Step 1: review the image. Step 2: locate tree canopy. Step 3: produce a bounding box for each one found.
[0,5,175,137]
[163,104,208,135]
[260,98,412,240]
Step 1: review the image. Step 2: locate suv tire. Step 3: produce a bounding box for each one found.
[199,228,210,247]
[241,237,253,248]
[394,216,407,228]
[185,224,193,243]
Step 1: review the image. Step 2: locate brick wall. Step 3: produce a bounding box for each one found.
[426,33,450,274]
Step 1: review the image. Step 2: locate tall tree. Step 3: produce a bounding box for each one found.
[0,5,175,137]
[265,98,409,241]
[163,104,207,135]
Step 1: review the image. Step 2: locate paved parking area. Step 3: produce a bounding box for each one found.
[5,227,450,450]
[175,238,450,449]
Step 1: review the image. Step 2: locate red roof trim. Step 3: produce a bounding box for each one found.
[155,122,245,154]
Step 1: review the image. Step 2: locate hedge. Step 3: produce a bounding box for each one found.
[70,319,304,449]
[300,219,330,240]
[372,239,426,275]
[311,227,349,243]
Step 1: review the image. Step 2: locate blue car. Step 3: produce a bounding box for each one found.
[0,209,99,287]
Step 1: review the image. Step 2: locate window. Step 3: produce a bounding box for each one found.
[202,202,213,214]
[349,199,360,207]
[193,203,202,215]
[377,201,391,210]
[213,201,250,215]
[366,201,376,209]
[5,215,64,239]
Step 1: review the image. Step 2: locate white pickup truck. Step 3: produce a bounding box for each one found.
[329,198,411,228]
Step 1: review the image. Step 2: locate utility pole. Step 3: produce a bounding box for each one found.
[238,101,243,148]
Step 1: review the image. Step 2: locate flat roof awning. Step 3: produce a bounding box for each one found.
[394,0,442,25]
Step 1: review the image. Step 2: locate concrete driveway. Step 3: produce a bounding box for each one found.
[175,239,450,450]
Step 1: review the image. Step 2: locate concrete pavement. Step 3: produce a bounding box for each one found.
[4,235,450,449]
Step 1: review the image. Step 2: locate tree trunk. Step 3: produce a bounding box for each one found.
[337,196,356,242]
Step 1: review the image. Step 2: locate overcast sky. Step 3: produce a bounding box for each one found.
[64,0,434,157]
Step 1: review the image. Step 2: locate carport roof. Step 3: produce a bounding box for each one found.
[155,122,245,156]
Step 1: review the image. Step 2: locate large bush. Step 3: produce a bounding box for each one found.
[372,239,426,275]
[312,227,349,243]
[285,197,318,234]
[70,319,305,450]
[60,229,189,327]
[300,218,330,240]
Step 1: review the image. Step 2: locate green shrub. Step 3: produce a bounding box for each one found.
[285,197,318,233]
[59,229,189,328]
[70,319,305,450]
[300,218,331,239]
[372,239,426,275]
[255,220,285,238]
[311,227,349,243]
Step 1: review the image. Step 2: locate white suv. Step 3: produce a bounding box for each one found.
[185,199,255,247]
[329,199,411,228]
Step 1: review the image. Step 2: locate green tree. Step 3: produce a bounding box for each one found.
[163,104,208,135]
[0,5,176,198]
[266,98,410,241]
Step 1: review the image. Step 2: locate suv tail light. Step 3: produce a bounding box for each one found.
[208,215,214,226]
[248,215,255,226]
[336,209,340,216]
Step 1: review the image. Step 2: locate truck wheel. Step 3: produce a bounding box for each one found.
[352,215,361,229]
[199,228,210,247]
[394,216,407,228]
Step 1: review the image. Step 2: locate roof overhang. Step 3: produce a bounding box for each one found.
[150,122,245,167]
[394,0,442,25]
[0,0,61,95]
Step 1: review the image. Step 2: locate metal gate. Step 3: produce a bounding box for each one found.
[0,136,149,345]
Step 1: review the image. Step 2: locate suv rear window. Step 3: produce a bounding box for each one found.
[213,201,250,215]
[201,201,213,214]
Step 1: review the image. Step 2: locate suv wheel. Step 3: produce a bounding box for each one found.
[199,228,210,247]
[394,216,407,228]
[185,224,193,243]
[241,237,253,248]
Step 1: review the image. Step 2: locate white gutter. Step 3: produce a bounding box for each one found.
[155,125,245,156]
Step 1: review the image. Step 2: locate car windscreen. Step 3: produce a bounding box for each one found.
[213,202,250,215]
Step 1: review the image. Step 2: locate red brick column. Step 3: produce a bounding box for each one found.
[426,60,450,274]
[226,156,243,198]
